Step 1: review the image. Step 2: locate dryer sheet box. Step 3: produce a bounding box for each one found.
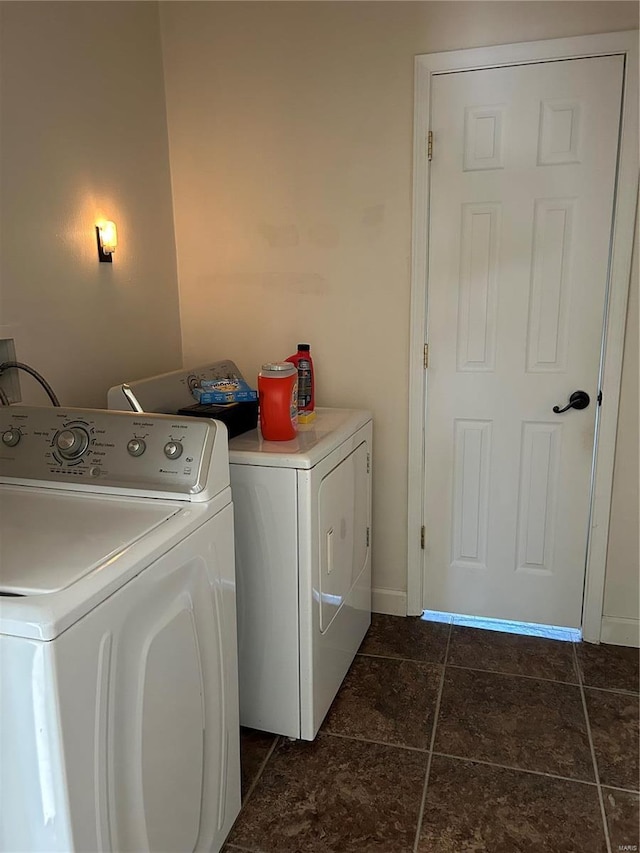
[192,376,258,405]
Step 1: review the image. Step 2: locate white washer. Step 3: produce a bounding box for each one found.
[108,366,373,740]
[0,406,240,853]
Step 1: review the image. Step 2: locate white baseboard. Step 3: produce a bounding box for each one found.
[600,615,640,647]
[371,587,407,616]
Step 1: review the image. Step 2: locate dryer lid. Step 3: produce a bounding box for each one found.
[0,487,181,595]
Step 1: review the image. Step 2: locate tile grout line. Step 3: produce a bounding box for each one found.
[581,683,640,698]
[357,651,448,666]
[321,729,430,754]
[359,653,620,692]
[327,717,609,789]
[445,662,581,688]
[573,643,612,853]
[412,620,452,853]
[431,750,600,788]
[322,730,636,794]
[240,735,281,808]
[601,783,640,795]
[324,727,604,788]
[570,639,582,683]
[359,650,638,695]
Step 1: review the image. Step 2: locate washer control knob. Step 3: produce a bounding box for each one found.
[127,438,146,457]
[2,428,21,448]
[55,427,90,460]
[164,441,183,460]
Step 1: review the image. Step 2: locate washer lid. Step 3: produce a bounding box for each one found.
[0,487,181,595]
[228,408,372,468]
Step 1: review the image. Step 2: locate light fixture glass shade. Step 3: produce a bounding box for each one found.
[97,220,118,254]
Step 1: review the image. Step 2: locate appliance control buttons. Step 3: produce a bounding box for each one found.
[127,438,146,457]
[164,441,183,460]
[2,428,21,448]
[55,427,90,460]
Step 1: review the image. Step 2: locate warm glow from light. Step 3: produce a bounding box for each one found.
[97,220,118,254]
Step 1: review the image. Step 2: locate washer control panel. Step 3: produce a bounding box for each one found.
[0,406,225,499]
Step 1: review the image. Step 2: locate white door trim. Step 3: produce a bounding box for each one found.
[407,31,639,643]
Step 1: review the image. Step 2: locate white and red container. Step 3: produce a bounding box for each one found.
[258,362,298,441]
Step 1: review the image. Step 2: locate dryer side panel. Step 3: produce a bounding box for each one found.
[230,464,301,737]
[298,420,373,741]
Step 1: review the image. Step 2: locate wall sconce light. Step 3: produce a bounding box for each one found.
[96,220,118,263]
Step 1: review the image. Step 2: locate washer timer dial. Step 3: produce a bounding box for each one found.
[55,427,90,460]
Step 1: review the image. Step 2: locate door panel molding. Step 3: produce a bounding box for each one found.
[457,203,501,372]
[407,31,638,643]
[515,421,562,575]
[526,198,575,373]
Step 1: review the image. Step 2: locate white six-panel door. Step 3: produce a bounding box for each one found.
[423,55,624,628]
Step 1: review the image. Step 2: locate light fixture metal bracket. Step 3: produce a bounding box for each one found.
[96,226,113,263]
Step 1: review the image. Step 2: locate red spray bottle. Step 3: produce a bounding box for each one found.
[286,343,315,424]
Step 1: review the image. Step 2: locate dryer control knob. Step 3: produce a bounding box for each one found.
[164,441,183,460]
[127,438,146,457]
[55,427,89,459]
[2,428,21,447]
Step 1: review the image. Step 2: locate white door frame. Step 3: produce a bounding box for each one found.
[407,31,638,642]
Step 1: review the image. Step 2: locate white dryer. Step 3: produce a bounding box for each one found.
[0,406,240,852]
[108,366,373,740]
[229,409,373,740]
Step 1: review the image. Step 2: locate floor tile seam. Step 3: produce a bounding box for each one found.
[574,644,586,688]
[445,662,580,688]
[570,640,582,682]
[573,643,613,853]
[601,783,640,795]
[430,750,600,787]
[357,651,446,666]
[412,618,452,853]
[320,729,430,755]
[444,618,453,643]
[240,736,281,808]
[582,683,640,698]
[224,845,261,853]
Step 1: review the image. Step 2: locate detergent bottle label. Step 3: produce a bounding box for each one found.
[290,378,299,427]
[297,358,312,408]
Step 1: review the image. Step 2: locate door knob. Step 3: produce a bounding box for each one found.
[553,390,590,414]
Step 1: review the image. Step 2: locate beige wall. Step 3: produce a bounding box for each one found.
[161,1,639,602]
[604,216,639,637]
[0,1,182,408]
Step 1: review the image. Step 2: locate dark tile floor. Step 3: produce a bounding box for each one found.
[225,614,639,853]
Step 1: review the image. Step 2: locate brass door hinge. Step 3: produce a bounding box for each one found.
[366,527,370,547]
[366,452,371,474]
[423,343,429,369]
[427,131,433,161]
[421,525,426,549]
